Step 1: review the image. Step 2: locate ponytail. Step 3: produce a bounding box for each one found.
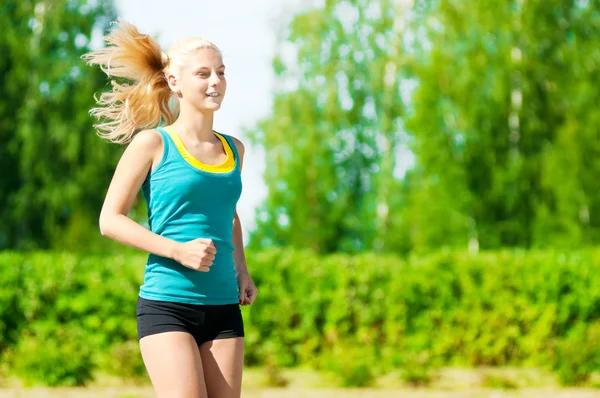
[82,20,175,144]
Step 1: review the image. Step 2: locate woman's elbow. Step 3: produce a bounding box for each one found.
[99,214,114,237]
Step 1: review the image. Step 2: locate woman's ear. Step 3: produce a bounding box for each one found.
[167,74,179,93]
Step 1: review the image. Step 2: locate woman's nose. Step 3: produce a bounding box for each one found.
[210,73,221,86]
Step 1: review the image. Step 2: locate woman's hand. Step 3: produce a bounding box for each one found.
[172,238,216,272]
[237,269,257,306]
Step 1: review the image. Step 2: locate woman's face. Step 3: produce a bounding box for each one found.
[174,48,226,112]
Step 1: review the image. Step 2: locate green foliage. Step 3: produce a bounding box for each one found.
[234,248,600,386]
[552,322,600,386]
[0,0,123,250]
[1,0,599,256]
[3,249,600,386]
[398,351,438,387]
[250,0,600,254]
[11,322,94,386]
[405,0,600,251]
[320,342,378,387]
[6,252,141,385]
[2,0,599,256]
[103,341,147,381]
[0,252,24,353]
[248,0,405,253]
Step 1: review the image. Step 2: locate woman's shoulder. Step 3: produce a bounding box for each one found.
[132,128,164,146]
[221,133,245,158]
[123,129,165,166]
[126,128,165,154]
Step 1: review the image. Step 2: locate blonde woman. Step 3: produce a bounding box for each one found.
[83,20,257,398]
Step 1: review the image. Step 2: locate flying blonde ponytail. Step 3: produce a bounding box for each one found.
[82,20,175,144]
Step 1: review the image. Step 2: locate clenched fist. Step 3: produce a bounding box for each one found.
[172,238,217,272]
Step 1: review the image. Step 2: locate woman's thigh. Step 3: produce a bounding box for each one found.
[140,331,208,398]
[200,337,244,398]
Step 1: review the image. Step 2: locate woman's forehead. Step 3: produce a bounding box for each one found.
[187,48,224,68]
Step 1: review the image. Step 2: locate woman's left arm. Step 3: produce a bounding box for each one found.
[232,137,258,306]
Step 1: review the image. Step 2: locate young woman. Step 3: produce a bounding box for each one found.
[83,20,257,398]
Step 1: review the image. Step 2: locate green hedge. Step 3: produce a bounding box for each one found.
[1,249,600,386]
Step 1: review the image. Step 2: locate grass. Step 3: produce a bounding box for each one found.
[0,368,599,397]
[1,386,599,398]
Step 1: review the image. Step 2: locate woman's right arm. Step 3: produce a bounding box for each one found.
[99,129,215,271]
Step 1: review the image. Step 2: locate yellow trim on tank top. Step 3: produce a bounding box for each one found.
[164,126,235,173]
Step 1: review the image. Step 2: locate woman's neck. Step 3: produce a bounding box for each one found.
[171,104,215,142]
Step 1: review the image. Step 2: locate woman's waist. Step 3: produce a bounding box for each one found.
[150,229,235,252]
[140,259,239,304]
[145,253,236,280]
[148,248,234,265]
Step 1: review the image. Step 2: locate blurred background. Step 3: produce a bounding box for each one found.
[2,0,600,396]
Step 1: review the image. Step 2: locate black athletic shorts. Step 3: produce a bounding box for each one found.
[136,296,244,346]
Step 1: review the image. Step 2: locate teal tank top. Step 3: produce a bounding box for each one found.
[139,127,242,305]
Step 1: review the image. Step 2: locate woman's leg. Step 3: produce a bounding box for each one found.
[140,331,208,398]
[200,337,245,398]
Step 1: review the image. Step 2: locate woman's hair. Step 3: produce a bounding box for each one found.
[82,20,222,144]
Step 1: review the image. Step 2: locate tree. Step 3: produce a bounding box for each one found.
[404,0,600,251]
[0,0,119,250]
[248,0,407,253]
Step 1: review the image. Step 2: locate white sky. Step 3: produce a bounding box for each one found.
[115,0,314,239]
